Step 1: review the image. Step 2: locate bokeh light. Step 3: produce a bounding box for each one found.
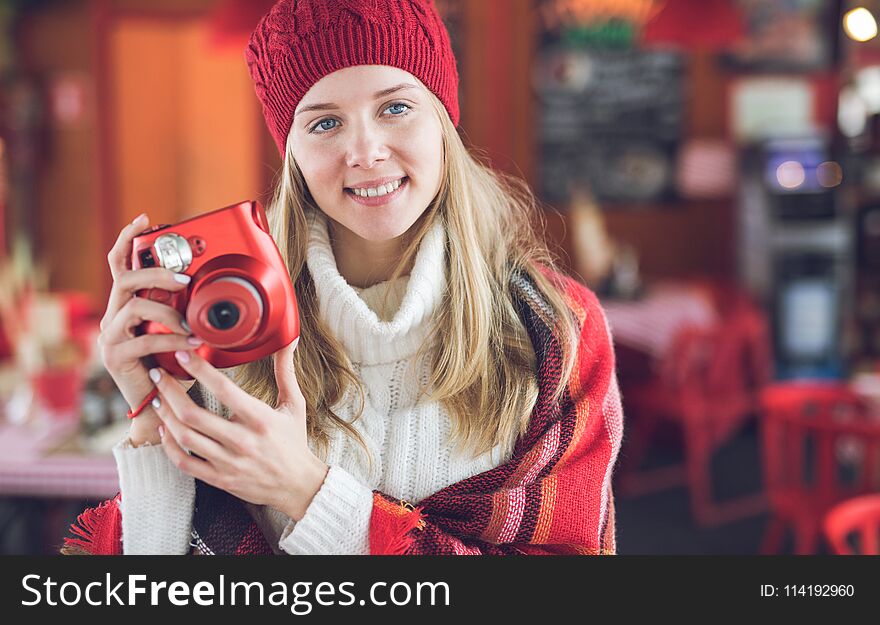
[776,160,806,189]
[844,7,878,42]
[817,161,844,188]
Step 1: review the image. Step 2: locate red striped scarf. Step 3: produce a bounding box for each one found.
[64,269,622,555]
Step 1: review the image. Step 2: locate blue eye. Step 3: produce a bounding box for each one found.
[386,102,410,115]
[309,103,411,134]
[311,118,338,133]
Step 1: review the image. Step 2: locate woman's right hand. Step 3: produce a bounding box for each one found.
[98,213,200,446]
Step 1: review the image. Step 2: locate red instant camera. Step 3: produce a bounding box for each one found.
[131,201,299,379]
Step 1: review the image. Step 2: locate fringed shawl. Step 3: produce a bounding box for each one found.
[63,269,623,556]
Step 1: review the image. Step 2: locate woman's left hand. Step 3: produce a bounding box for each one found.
[148,338,329,522]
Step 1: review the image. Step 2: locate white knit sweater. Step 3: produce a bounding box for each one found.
[112,211,515,554]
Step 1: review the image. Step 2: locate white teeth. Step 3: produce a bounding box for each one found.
[350,178,404,198]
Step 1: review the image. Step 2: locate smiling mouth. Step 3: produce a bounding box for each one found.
[344,177,408,198]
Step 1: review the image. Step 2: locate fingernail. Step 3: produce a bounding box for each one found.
[181,320,192,333]
[293,337,300,350]
[173,273,191,284]
[158,425,165,439]
[151,397,161,410]
[131,213,147,226]
[175,350,191,364]
[148,368,161,384]
[187,336,204,346]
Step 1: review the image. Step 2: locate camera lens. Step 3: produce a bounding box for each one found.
[207,301,240,330]
[188,276,263,348]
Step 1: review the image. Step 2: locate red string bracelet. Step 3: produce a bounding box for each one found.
[126,387,159,419]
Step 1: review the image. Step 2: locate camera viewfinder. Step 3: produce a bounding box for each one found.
[139,249,157,268]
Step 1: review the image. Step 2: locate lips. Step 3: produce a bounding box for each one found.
[344,176,409,198]
[344,176,409,206]
[344,176,407,191]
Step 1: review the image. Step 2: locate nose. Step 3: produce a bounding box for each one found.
[344,121,390,169]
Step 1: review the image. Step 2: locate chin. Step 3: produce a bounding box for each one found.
[337,211,425,243]
[350,222,414,243]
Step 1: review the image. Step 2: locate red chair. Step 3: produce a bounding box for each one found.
[618,299,772,526]
[760,384,880,554]
[823,494,880,555]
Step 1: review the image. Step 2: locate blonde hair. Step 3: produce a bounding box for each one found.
[234,88,579,461]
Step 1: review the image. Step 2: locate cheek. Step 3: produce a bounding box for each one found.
[406,123,443,185]
[293,149,337,194]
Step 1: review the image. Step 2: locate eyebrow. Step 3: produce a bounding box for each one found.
[294,83,419,117]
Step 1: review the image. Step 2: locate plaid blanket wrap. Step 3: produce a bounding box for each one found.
[63,269,623,555]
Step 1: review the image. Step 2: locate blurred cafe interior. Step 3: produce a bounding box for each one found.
[2,0,880,555]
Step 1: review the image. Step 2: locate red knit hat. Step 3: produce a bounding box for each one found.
[245,0,460,155]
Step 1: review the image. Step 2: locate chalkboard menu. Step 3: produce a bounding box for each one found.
[534,48,685,205]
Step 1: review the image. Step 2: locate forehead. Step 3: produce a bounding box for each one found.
[296,66,423,110]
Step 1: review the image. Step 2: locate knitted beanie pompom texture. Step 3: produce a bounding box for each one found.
[246,0,460,154]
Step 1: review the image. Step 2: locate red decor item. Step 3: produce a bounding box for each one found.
[0,321,11,362]
[60,291,96,336]
[761,384,880,554]
[126,387,159,420]
[131,201,299,380]
[617,284,772,527]
[31,368,84,422]
[58,291,99,358]
[245,0,460,154]
[642,0,744,52]
[823,494,880,555]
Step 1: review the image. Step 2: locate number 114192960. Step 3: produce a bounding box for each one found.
[760,585,855,598]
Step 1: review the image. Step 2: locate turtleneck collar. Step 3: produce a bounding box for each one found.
[305,210,447,366]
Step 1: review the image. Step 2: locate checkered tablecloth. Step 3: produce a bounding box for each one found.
[0,421,119,499]
[602,285,718,361]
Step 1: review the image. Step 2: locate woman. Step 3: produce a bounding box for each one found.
[64,0,623,556]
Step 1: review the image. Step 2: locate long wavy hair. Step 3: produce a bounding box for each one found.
[233,87,579,461]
